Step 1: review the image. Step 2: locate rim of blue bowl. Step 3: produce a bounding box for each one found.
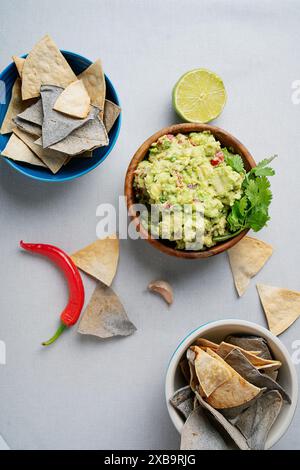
[0,50,121,183]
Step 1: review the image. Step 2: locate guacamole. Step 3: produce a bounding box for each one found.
[134,131,245,249]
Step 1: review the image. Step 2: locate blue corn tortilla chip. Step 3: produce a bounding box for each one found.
[234,390,283,450]
[224,348,291,403]
[225,335,272,360]
[103,99,121,133]
[78,283,136,338]
[170,386,194,420]
[40,85,99,148]
[34,116,108,155]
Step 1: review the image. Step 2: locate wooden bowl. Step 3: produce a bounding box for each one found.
[124,123,256,259]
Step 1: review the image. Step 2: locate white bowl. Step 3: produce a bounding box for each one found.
[165,319,298,449]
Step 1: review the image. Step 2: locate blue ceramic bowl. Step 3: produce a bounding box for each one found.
[0,51,121,182]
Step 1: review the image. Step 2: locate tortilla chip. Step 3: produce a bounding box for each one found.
[0,79,34,135]
[190,346,232,397]
[180,358,191,383]
[257,283,300,336]
[228,236,273,296]
[12,56,25,77]
[194,392,250,450]
[1,133,45,167]
[225,334,272,360]
[13,128,69,174]
[221,389,266,420]
[78,282,136,338]
[63,151,92,166]
[204,348,262,409]
[262,369,279,381]
[21,35,77,100]
[235,390,283,450]
[53,80,91,119]
[71,235,119,286]
[104,99,121,133]
[186,350,200,393]
[216,342,281,371]
[194,338,219,350]
[35,113,108,155]
[41,85,98,148]
[186,349,206,397]
[14,99,43,137]
[14,118,42,137]
[17,99,43,125]
[170,386,194,420]
[78,59,105,117]
[225,349,290,403]
[180,405,234,450]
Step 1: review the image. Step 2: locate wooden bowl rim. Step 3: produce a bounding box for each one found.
[124,123,256,259]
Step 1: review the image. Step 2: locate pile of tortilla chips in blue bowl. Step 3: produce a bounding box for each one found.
[0,35,121,182]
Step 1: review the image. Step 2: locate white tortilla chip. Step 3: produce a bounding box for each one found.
[191,346,232,397]
[21,35,77,100]
[12,56,25,77]
[71,235,119,286]
[78,282,136,338]
[53,80,91,119]
[204,348,262,409]
[194,338,219,350]
[228,236,273,296]
[78,59,105,117]
[1,133,45,167]
[257,283,300,335]
[13,128,68,174]
[1,79,35,135]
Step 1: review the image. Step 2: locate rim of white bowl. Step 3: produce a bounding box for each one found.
[165,319,298,450]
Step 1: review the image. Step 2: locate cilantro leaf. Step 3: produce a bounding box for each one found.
[213,156,276,242]
[247,207,270,232]
[238,196,248,216]
[223,148,245,174]
[249,155,276,177]
[245,176,272,208]
[227,202,244,232]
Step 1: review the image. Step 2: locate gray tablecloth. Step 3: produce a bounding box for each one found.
[0,0,299,450]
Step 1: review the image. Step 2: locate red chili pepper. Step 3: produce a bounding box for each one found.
[20,241,85,347]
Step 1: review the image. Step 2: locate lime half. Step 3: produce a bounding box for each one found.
[172,69,227,123]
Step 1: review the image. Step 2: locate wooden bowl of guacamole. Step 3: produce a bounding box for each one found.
[125,123,256,259]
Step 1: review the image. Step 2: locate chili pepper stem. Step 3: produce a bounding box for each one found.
[42,323,67,347]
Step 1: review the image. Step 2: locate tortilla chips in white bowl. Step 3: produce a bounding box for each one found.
[165,319,298,450]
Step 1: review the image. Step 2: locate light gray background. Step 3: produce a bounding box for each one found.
[0,0,299,450]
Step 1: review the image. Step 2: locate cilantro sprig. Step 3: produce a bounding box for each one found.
[223,148,245,174]
[214,155,276,242]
